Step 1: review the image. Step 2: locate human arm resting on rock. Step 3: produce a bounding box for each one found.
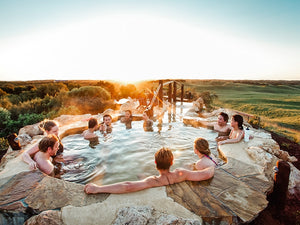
[22,143,38,170]
[174,167,215,182]
[218,130,244,145]
[84,176,159,194]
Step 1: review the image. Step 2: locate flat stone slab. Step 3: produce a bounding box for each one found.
[0,171,45,212]
[25,176,109,211]
[166,179,235,225]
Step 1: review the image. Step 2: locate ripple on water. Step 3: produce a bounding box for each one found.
[61,113,220,185]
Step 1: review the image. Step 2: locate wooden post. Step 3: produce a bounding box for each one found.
[158,80,163,108]
[173,82,177,104]
[181,84,184,104]
[168,82,172,104]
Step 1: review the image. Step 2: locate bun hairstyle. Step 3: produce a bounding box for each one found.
[39,120,58,132]
[194,137,211,156]
[232,114,244,130]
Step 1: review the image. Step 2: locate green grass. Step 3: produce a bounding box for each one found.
[185,81,300,143]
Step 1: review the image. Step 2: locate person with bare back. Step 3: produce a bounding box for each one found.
[84,147,214,194]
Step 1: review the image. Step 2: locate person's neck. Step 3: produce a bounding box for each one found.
[198,153,205,159]
[218,122,226,127]
[233,126,239,131]
[41,151,51,160]
[158,169,170,175]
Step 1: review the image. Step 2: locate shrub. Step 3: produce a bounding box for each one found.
[0,137,8,152]
[68,86,110,99]
[0,108,11,137]
[0,89,7,98]
[35,82,68,98]
[0,97,12,109]
[18,113,45,126]
[120,84,138,98]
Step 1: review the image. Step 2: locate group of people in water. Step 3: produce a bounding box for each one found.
[21,109,249,194]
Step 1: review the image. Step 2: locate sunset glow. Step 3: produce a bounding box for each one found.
[0,1,299,81]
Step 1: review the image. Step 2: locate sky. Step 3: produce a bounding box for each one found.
[0,0,299,82]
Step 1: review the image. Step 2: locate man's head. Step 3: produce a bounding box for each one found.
[103,114,112,125]
[217,112,229,126]
[88,118,98,129]
[38,134,59,156]
[155,147,174,170]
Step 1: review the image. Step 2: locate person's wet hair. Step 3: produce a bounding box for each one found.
[219,112,229,122]
[155,147,173,170]
[40,120,58,132]
[103,114,112,120]
[38,134,59,153]
[88,118,98,129]
[232,114,243,130]
[194,137,211,155]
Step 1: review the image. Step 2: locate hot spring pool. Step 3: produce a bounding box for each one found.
[61,103,220,185]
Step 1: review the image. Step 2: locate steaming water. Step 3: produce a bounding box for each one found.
[61,103,219,185]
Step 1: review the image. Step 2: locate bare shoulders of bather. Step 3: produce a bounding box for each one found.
[34,152,54,175]
[144,171,183,187]
[214,123,231,135]
[83,130,98,140]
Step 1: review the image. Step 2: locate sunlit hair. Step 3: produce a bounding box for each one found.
[103,114,112,120]
[88,118,98,129]
[232,114,244,130]
[219,112,229,122]
[40,120,58,132]
[38,134,59,153]
[194,137,211,155]
[155,147,173,170]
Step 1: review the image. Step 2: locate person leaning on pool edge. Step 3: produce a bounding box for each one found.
[84,147,215,194]
[22,120,63,170]
[33,134,60,176]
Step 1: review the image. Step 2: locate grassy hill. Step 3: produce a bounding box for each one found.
[184,80,300,143]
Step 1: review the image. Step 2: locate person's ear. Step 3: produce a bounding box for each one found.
[47,147,52,153]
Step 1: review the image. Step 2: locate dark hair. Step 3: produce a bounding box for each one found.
[88,118,98,129]
[103,114,112,120]
[6,133,21,150]
[219,112,229,122]
[194,137,211,155]
[232,114,243,130]
[38,134,59,153]
[155,147,173,170]
[40,120,58,132]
